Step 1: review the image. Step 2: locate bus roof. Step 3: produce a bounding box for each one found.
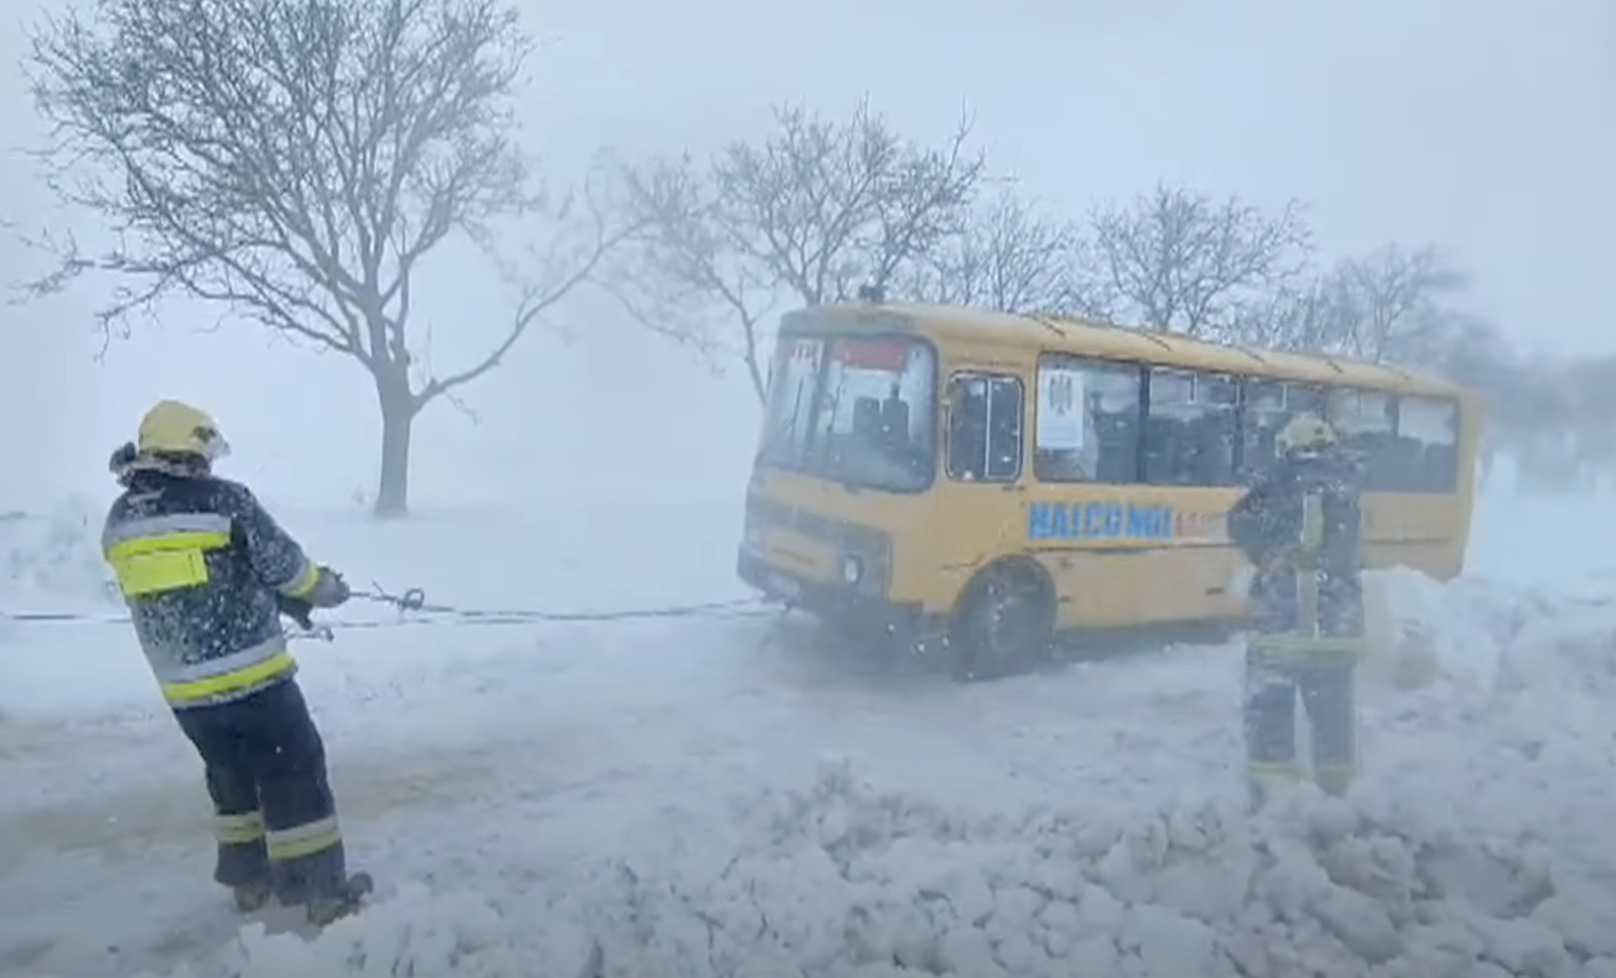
[784,301,1470,399]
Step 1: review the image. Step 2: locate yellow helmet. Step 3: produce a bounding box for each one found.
[1275,412,1338,456]
[136,400,231,460]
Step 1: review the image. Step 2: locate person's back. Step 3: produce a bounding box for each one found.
[103,401,367,923]
[1230,445,1365,643]
[1226,412,1366,804]
[106,458,305,709]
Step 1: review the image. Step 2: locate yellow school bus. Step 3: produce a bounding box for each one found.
[737,301,1483,679]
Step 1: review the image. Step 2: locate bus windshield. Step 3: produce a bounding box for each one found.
[758,334,936,492]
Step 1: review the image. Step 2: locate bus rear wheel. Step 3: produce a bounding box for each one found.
[950,563,1055,681]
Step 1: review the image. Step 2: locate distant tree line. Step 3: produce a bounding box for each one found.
[610,100,1609,491]
[15,0,1601,515]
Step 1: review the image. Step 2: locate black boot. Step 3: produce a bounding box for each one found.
[305,872,373,926]
[232,879,273,914]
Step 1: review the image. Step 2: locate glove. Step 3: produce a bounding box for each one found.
[309,566,351,609]
[277,594,315,630]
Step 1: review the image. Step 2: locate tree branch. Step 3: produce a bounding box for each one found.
[1089,182,1312,338]
[607,97,986,398]
[414,173,640,406]
[21,0,552,398]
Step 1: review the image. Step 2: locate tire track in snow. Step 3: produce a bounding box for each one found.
[1,613,1247,882]
[0,719,616,867]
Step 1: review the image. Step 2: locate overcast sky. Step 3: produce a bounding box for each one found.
[0,0,1609,509]
[520,0,1613,348]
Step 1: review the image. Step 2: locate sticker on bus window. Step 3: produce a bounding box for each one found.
[1037,368,1086,449]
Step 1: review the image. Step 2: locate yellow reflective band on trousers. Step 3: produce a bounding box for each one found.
[1247,760,1301,782]
[215,811,265,845]
[1248,632,1364,661]
[103,512,232,598]
[266,815,342,861]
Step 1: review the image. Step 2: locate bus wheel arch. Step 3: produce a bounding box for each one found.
[949,557,1056,681]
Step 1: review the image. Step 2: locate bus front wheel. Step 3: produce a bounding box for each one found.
[950,562,1055,682]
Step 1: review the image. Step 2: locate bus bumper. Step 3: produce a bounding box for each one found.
[736,550,941,642]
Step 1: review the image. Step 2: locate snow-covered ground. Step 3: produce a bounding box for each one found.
[4,484,1616,978]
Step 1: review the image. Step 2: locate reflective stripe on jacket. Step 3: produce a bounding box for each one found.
[103,468,320,709]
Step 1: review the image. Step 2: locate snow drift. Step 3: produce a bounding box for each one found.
[0,497,115,608]
[99,756,1616,978]
[8,485,1616,978]
[54,571,1616,978]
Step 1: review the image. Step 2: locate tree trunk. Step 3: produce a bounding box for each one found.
[374,374,415,518]
[745,349,766,405]
[743,322,767,405]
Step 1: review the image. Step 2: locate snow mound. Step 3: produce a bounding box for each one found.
[103,759,1616,978]
[0,498,116,607]
[112,886,601,978]
[584,760,1616,978]
[1495,591,1616,698]
[1363,567,1616,699]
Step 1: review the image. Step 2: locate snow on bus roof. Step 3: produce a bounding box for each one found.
[785,302,1469,399]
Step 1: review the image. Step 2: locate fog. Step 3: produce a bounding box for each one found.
[2,0,1611,508]
[2,1,1614,976]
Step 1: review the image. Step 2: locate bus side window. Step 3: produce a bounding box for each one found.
[1325,389,1397,490]
[1239,380,1286,481]
[1143,368,1238,486]
[1034,356,1141,483]
[947,373,1023,482]
[1287,385,1327,416]
[1388,396,1459,492]
[1238,380,1323,482]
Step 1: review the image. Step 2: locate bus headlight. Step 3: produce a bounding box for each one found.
[841,555,864,585]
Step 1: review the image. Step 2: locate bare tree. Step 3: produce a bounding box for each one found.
[609,99,984,403]
[1405,309,1508,387]
[898,190,1098,315]
[1232,274,1356,353]
[1509,359,1583,491]
[1421,312,1519,488]
[23,0,629,516]
[1237,243,1467,364]
[1334,244,1467,363]
[604,156,779,402]
[1089,182,1313,340]
[1557,355,1616,489]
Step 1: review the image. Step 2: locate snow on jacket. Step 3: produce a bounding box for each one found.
[102,463,340,709]
[1227,452,1366,658]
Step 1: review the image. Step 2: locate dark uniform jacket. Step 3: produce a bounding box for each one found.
[1227,452,1366,659]
[103,461,333,710]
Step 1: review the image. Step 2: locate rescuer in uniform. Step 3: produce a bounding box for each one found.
[1227,411,1366,807]
[103,400,368,924]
